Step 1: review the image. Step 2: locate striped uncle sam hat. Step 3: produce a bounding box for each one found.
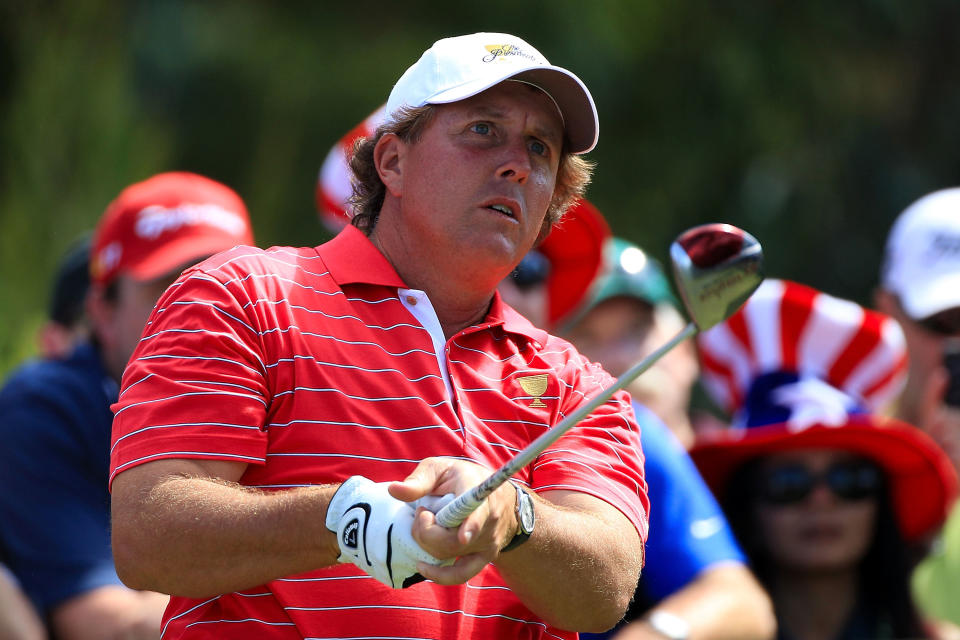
[316,104,387,233]
[690,279,958,542]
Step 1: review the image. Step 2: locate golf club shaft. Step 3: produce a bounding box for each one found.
[435,321,698,528]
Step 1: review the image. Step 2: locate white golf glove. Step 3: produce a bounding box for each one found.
[325,476,450,589]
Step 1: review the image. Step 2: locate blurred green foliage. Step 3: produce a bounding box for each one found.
[1,0,959,376]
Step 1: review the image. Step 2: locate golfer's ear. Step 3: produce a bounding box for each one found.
[374,133,404,197]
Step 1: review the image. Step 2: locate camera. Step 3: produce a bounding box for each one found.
[943,339,960,408]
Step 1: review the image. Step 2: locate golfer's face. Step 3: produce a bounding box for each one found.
[395,81,564,281]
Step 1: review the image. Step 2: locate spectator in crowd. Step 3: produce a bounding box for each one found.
[875,188,960,468]
[692,279,958,640]
[36,235,92,359]
[0,235,93,640]
[0,564,45,640]
[108,32,648,639]
[562,235,699,449]
[874,187,960,627]
[0,171,255,639]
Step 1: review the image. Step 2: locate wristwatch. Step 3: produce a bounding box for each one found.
[645,610,691,640]
[501,481,535,552]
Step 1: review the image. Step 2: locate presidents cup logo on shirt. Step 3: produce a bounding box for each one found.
[517,374,550,408]
[483,44,539,64]
[135,203,247,240]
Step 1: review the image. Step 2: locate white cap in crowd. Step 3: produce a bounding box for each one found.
[882,187,960,320]
[386,32,598,154]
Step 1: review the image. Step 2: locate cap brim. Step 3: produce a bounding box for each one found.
[126,233,248,282]
[899,271,960,320]
[426,65,598,154]
[690,416,958,542]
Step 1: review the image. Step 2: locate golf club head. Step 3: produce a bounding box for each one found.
[670,223,764,332]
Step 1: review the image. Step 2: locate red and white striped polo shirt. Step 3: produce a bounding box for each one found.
[110,225,648,639]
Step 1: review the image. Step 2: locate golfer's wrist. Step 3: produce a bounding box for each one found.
[323,483,347,562]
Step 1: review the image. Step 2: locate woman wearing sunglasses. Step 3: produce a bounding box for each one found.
[690,279,959,640]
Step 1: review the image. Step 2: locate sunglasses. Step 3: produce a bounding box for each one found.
[758,461,883,506]
[511,250,551,291]
[917,307,960,336]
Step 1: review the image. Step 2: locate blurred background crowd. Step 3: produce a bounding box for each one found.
[3,3,960,639]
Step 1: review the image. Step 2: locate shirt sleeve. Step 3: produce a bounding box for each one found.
[110,266,271,486]
[531,350,650,544]
[632,403,746,601]
[0,378,122,614]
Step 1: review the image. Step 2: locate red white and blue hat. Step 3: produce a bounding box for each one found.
[316,105,387,233]
[691,279,958,541]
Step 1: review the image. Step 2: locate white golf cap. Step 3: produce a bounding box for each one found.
[882,187,960,319]
[386,32,598,154]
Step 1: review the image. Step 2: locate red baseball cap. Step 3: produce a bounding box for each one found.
[538,198,612,329]
[91,172,254,286]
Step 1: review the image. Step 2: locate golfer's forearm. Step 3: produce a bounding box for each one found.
[112,473,341,598]
[495,493,643,632]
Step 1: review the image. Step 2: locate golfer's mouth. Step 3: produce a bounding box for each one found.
[484,200,520,221]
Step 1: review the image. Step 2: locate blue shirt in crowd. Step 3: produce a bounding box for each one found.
[582,403,746,639]
[0,342,121,615]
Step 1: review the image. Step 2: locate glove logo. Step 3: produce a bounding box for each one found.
[342,518,360,550]
[341,502,374,567]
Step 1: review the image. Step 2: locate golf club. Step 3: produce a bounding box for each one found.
[435,223,764,528]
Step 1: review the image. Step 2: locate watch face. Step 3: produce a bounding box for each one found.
[519,492,535,533]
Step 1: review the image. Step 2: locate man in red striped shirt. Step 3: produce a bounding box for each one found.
[110,32,648,639]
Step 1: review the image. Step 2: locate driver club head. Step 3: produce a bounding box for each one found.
[670,223,764,332]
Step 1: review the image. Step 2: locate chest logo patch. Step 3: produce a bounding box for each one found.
[517,374,549,408]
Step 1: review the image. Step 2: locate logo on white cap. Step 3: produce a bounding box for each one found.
[482,44,538,64]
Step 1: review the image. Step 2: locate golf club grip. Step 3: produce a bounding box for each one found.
[435,322,697,528]
[434,473,505,527]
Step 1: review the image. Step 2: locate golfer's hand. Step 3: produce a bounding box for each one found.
[325,476,448,589]
[389,457,521,585]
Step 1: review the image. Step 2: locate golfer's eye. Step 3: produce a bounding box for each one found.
[529,139,548,157]
[470,122,491,135]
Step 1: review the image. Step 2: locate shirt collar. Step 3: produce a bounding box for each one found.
[320,226,550,345]
[486,291,550,346]
[318,225,408,288]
